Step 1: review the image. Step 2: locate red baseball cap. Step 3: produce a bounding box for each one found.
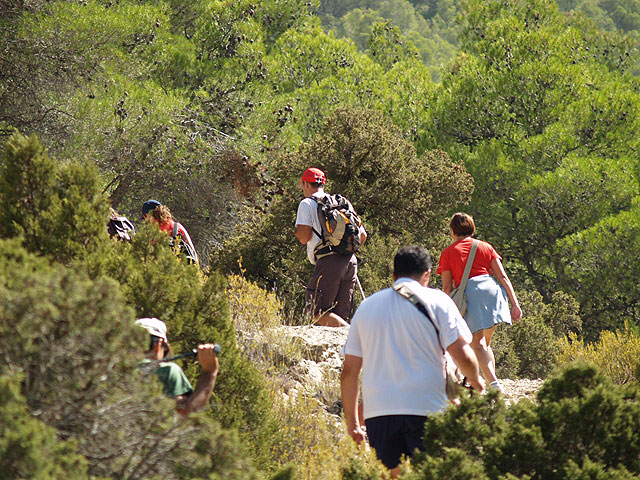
[300,168,326,184]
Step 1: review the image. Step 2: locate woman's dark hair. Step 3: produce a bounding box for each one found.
[394,246,432,279]
[450,212,476,237]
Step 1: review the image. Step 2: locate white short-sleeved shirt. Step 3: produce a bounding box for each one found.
[343,277,472,419]
[295,192,325,264]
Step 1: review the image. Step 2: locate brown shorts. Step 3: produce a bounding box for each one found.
[305,253,357,320]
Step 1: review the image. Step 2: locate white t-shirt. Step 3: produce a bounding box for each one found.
[295,192,326,265]
[343,277,472,419]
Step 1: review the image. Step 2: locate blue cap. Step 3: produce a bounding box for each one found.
[141,199,161,218]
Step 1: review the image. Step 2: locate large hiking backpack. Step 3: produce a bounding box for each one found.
[107,216,135,241]
[170,222,198,265]
[312,194,363,260]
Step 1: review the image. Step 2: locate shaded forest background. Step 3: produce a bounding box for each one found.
[2,0,640,479]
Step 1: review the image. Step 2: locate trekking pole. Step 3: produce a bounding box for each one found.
[162,344,221,362]
[356,275,366,300]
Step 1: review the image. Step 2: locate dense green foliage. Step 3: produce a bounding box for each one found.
[0,133,108,263]
[0,133,280,478]
[0,375,87,479]
[214,107,472,317]
[407,363,640,479]
[4,0,638,335]
[492,290,581,379]
[3,0,640,477]
[318,0,461,80]
[557,323,640,384]
[425,0,640,340]
[318,0,640,78]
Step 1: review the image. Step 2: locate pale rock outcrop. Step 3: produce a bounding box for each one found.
[272,325,543,408]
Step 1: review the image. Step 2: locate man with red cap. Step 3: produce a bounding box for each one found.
[294,168,367,327]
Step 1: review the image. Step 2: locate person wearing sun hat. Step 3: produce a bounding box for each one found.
[294,168,367,327]
[135,317,219,416]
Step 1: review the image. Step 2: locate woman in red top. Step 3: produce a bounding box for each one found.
[437,212,522,393]
[142,200,199,265]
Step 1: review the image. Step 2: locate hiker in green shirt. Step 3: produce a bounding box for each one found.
[136,317,219,416]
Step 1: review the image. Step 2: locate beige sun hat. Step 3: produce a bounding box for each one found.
[135,317,168,342]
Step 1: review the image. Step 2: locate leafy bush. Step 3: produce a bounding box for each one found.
[557,323,640,384]
[0,132,108,263]
[82,222,280,470]
[341,456,385,480]
[0,238,261,479]
[228,272,285,333]
[227,273,310,374]
[490,324,519,380]
[215,107,473,320]
[557,203,640,340]
[508,316,559,379]
[407,363,640,479]
[0,132,282,475]
[0,374,87,480]
[492,290,576,379]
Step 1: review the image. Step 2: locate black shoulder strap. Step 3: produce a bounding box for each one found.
[307,195,325,240]
[393,283,444,354]
[311,227,323,240]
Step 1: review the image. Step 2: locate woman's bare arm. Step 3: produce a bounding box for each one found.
[490,258,522,322]
[441,270,454,295]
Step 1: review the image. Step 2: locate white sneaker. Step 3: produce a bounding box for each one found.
[488,380,505,394]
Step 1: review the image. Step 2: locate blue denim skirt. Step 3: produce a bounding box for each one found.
[464,274,511,333]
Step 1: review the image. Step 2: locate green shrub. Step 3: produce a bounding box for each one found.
[491,324,520,379]
[408,363,640,479]
[0,374,87,480]
[341,456,385,480]
[83,222,280,471]
[0,132,109,263]
[228,272,285,333]
[269,465,297,480]
[227,273,310,374]
[556,323,640,384]
[509,316,559,379]
[492,290,579,379]
[0,132,277,474]
[0,238,261,479]
[214,107,473,320]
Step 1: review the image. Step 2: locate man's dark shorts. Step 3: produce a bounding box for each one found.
[364,415,428,470]
[305,253,357,320]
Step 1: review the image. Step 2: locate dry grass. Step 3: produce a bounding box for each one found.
[556,322,640,384]
[227,273,384,479]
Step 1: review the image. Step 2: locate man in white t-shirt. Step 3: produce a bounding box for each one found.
[341,246,485,477]
[294,167,367,327]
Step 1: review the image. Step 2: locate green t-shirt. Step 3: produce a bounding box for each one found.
[139,359,193,398]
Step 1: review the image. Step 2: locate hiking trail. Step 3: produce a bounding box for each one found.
[266,325,543,422]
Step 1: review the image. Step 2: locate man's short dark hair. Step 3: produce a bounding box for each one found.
[393,246,432,279]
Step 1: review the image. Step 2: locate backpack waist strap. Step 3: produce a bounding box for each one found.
[314,245,337,260]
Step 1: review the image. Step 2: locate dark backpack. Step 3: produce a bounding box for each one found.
[312,194,363,260]
[170,222,199,265]
[107,216,135,241]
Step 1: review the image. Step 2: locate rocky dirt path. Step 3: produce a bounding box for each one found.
[278,325,543,405]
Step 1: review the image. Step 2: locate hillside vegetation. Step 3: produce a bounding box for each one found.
[1,0,640,478]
